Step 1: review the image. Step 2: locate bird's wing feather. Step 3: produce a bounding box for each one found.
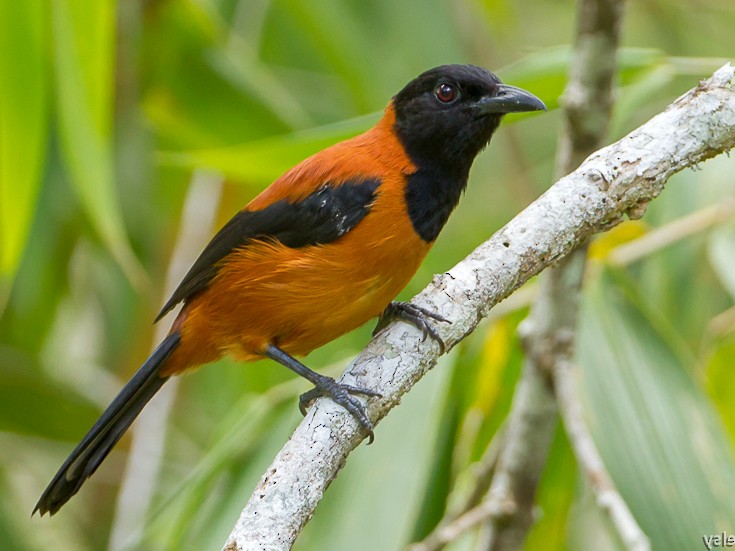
[155,176,382,321]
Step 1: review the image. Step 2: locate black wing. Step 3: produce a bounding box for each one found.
[155,177,381,322]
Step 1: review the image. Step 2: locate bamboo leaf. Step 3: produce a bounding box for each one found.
[525,429,577,551]
[0,0,48,309]
[52,0,145,287]
[157,113,379,184]
[579,273,735,547]
[705,337,735,448]
[0,361,99,441]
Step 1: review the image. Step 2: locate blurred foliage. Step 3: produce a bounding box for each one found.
[1,0,734,550]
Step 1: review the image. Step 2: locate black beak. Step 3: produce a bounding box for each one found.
[476,84,546,115]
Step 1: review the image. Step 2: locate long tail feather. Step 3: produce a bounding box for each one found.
[34,332,181,516]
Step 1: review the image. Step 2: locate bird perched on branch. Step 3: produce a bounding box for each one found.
[35,64,545,516]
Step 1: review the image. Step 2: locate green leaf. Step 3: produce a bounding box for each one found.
[269,0,383,112]
[0,478,27,551]
[0,0,48,309]
[525,428,577,551]
[610,64,675,138]
[52,0,145,287]
[0,359,99,441]
[578,272,735,547]
[498,46,666,113]
[143,381,300,549]
[157,113,379,184]
[705,336,735,448]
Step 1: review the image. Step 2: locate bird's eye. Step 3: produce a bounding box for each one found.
[435,83,458,104]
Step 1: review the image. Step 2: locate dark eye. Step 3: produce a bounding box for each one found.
[435,83,458,104]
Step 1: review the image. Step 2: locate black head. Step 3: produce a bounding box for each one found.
[393,64,545,174]
[392,65,545,243]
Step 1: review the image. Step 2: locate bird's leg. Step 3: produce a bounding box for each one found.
[373,301,450,354]
[264,344,381,444]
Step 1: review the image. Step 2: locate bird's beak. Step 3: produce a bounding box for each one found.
[475,84,547,115]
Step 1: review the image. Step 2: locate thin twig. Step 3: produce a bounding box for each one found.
[608,197,735,266]
[487,196,735,319]
[552,360,651,550]
[406,427,506,551]
[409,498,509,551]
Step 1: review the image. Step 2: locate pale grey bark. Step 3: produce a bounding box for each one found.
[554,359,650,550]
[223,64,735,551]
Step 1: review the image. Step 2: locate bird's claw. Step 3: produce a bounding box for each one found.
[373,301,450,354]
[299,377,381,444]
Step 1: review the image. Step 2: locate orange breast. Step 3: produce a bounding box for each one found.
[162,106,432,375]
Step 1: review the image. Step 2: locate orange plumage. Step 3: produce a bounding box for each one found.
[165,106,429,372]
[35,64,545,516]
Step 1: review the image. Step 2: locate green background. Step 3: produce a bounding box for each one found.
[1,1,734,550]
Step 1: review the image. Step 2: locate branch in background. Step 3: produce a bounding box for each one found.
[108,171,223,551]
[489,195,735,321]
[408,498,507,551]
[552,360,650,550]
[608,196,735,266]
[407,346,653,551]
[223,64,735,550]
[479,250,586,551]
[479,0,625,549]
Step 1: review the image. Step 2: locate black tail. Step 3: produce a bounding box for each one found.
[34,332,181,516]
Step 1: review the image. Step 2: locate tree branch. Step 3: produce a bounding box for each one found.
[479,0,624,548]
[223,63,735,551]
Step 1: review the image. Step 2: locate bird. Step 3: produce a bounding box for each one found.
[34,64,545,516]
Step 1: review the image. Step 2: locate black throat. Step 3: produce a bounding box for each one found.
[393,112,500,243]
[403,164,469,242]
[391,68,505,243]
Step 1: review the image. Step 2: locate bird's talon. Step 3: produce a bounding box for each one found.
[376,301,450,353]
[299,377,377,441]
